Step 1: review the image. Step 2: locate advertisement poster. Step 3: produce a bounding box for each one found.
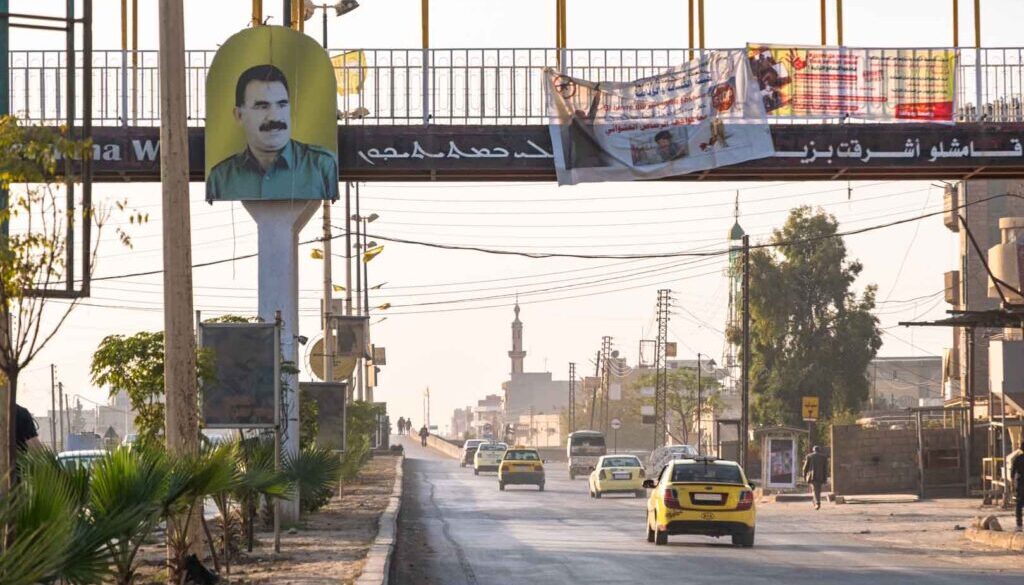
[205,26,339,202]
[747,44,957,122]
[768,438,795,487]
[545,50,774,186]
[200,323,278,428]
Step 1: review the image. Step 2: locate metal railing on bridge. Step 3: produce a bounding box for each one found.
[7,47,1024,126]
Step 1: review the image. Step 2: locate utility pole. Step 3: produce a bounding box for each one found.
[589,350,600,430]
[159,0,200,563]
[655,289,671,449]
[600,336,612,435]
[740,235,751,470]
[568,362,576,434]
[319,4,334,391]
[696,353,702,455]
[58,381,65,451]
[50,364,57,448]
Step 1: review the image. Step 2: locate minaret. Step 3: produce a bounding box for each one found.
[508,299,526,374]
[725,192,745,375]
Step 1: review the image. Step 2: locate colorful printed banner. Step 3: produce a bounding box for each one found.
[545,50,775,186]
[746,45,957,122]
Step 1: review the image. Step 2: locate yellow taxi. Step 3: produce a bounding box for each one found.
[588,454,645,498]
[498,446,545,491]
[643,457,756,547]
[473,441,507,475]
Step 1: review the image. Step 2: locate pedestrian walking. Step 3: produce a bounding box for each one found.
[1010,445,1024,531]
[397,417,406,435]
[419,425,429,447]
[802,445,829,510]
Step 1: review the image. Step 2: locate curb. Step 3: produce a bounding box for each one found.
[965,527,1024,552]
[354,455,404,585]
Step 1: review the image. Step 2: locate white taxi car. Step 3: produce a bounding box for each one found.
[589,454,645,498]
[473,441,507,475]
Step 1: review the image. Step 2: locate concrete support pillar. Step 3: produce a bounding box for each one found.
[244,200,318,524]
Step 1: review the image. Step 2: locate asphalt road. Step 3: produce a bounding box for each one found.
[391,436,1024,585]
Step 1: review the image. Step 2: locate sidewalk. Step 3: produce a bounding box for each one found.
[760,497,1024,567]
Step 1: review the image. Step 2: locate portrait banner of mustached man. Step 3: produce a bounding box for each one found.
[205,26,339,202]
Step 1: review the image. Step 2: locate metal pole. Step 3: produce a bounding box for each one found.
[320,9,333,387]
[131,0,137,124]
[741,235,751,470]
[973,0,980,48]
[121,0,128,126]
[82,0,93,296]
[820,0,827,45]
[836,0,843,45]
[687,0,694,61]
[273,312,282,552]
[569,362,576,434]
[283,0,291,28]
[967,327,975,484]
[252,0,263,27]
[697,0,704,49]
[363,218,372,404]
[345,183,352,318]
[696,353,702,455]
[589,350,599,429]
[58,381,65,451]
[953,0,959,47]
[50,365,57,448]
[65,0,76,294]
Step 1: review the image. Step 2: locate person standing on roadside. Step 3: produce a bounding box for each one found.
[1010,444,1024,532]
[419,425,429,447]
[802,445,829,510]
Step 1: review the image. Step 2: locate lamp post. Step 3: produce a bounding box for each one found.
[696,353,702,455]
[351,211,379,401]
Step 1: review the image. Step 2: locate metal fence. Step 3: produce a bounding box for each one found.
[7,47,1024,126]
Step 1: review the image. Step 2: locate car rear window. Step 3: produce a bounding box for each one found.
[504,450,540,461]
[671,463,744,484]
[602,457,640,468]
[479,443,507,451]
[465,440,484,449]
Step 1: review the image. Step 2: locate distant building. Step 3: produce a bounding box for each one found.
[501,302,569,420]
[868,356,943,410]
[514,413,562,447]
[450,406,473,440]
[472,394,504,438]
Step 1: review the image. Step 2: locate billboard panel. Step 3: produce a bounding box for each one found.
[747,45,957,122]
[300,381,347,451]
[205,26,339,202]
[334,315,369,358]
[201,323,278,428]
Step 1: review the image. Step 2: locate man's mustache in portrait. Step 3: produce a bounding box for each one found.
[259,120,288,132]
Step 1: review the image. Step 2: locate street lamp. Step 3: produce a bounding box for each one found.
[303,0,360,48]
[351,212,381,401]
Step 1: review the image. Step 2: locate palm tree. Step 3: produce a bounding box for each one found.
[285,445,342,515]
[209,437,290,577]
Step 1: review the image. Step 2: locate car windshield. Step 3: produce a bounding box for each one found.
[602,457,640,468]
[504,451,540,461]
[465,440,484,449]
[671,462,745,484]
[479,443,507,451]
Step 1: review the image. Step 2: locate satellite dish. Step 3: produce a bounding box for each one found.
[307,337,357,381]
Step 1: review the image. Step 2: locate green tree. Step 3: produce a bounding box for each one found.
[89,332,213,447]
[730,206,882,428]
[630,367,722,446]
[0,117,140,495]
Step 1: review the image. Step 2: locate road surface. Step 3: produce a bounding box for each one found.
[391,436,1024,585]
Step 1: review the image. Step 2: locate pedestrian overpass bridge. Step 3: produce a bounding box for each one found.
[10,47,1024,182]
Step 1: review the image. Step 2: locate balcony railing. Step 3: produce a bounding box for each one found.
[7,47,1024,126]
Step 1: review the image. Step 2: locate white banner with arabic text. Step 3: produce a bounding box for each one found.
[545,50,775,186]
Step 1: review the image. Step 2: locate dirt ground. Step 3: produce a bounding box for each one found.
[760,497,1024,569]
[134,453,400,585]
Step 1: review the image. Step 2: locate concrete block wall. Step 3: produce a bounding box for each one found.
[832,425,919,496]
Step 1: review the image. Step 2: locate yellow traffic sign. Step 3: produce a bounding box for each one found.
[802,396,819,421]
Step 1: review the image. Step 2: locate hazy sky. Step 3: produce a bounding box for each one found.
[9,0,1023,432]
